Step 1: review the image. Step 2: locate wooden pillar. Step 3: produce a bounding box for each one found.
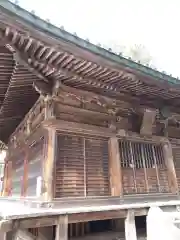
[42,128,56,201]
[108,137,123,196]
[163,142,178,194]
[125,210,137,240]
[55,215,68,240]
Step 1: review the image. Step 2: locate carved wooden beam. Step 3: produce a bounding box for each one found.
[140,108,156,136]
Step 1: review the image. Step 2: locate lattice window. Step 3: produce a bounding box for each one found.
[55,133,109,198]
[119,140,164,168]
[119,139,170,194]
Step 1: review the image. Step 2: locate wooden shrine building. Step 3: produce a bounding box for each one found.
[1,1,180,239]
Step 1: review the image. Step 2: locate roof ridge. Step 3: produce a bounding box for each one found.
[0,0,180,85]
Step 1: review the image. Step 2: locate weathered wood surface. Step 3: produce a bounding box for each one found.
[42,129,56,201]
[108,137,123,196]
[163,142,179,194]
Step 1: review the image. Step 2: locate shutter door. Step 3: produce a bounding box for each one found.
[55,135,85,198]
[55,134,110,198]
[85,138,109,196]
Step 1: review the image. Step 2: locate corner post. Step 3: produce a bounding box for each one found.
[42,128,56,201]
[108,137,123,196]
[163,142,178,194]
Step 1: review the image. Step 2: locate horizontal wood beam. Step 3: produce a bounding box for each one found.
[0,208,148,232]
[42,119,169,143]
[55,102,116,121]
[42,119,115,137]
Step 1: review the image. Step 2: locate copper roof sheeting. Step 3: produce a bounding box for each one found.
[0,1,180,143]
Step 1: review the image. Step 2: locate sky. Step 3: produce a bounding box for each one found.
[14,0,180,77]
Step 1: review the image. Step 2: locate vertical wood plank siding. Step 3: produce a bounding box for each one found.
[55,133,110,198]
[27,137,44,196]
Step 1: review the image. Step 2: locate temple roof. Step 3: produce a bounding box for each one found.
[0,0,180,143]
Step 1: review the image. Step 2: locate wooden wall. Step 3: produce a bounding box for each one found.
[3,84,180,199]
[53,132,172,199]
[26,137,45,196]
[2,128,47,197]
[55,133,110,198]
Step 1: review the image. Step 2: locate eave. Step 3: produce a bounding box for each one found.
[0,0,179,87]
[0,0,180,144]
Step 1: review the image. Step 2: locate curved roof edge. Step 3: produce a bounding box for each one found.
[0,0,179,85]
